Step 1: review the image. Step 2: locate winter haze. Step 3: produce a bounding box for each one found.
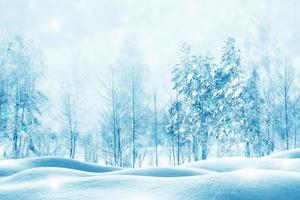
[1,0,299,130]
[0,1,300,200]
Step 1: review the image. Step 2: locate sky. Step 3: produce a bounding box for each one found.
[0,0,299,130]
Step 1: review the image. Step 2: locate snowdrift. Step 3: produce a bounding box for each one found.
[1,149,300,200]
[1,169,300,200]
[185,157,300,172]
[268,148,300,159]
[0,157,121,177]
[108,166,214,177]
[0,167,97,184]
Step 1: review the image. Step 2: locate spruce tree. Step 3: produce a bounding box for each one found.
[214,37,243,156]
[240,68,263,157]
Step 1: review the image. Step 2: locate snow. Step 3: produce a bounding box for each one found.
[0,157,121,177]
[184,157,300,172]
[1,151,300,200]
[268,148,300,159]
[0,167,96,184]
[107,166,214,177]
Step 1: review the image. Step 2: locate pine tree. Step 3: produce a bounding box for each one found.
[170,43,195,162]
[171,43,216,160]
[189,54,215,160]
[240,68,263,157]
[166,95,186,165]
[214,37,243,156]
[179,53,215,160]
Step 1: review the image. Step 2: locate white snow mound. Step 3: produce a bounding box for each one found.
[185,157,300,172]
[0,169,300,200]
[0,157,121,177]
[1,149,300,200]
[108,166,214,177]
[268,148,300,159]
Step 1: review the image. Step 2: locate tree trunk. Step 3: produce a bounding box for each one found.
[201,142,208,160]
[193,136,199,161]
[154,90,158,166]
[201,128,208,160]
[13,103,19,158]
[131,69,136,168]
[245,141,250,157]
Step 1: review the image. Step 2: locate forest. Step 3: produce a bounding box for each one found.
[0,27,299,168]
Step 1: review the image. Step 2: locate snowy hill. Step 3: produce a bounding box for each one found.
[0,157,121,177]
[107,166,214,177]
[268,148,300,159]
[184,157,300,172]
[1,152,300,200]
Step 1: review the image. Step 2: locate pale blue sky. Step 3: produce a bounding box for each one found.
[1,0,299,83]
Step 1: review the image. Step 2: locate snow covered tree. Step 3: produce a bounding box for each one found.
[99,38,150,168]
[100,67,126,166]
[243,22,282,154]
[152,88,159,166]
[169,43,195,163]
[240,68,263,157]
[275,60,297,150]
[0,43,10,143]
[188,54,216,160]
[6,36,46,158]
[291,96,300,148]
[60,67,83,159]
[214,37,243,156]
[117,37,150,168]
[149,88,167,166]
[61,87,79,159]
[82,132,100,163]
[170,43,216,160]
[166,94,186,165]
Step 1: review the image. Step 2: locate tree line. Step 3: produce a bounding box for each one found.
[0,33,299,167]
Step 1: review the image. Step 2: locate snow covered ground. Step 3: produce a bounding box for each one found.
[1,149,300,200]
